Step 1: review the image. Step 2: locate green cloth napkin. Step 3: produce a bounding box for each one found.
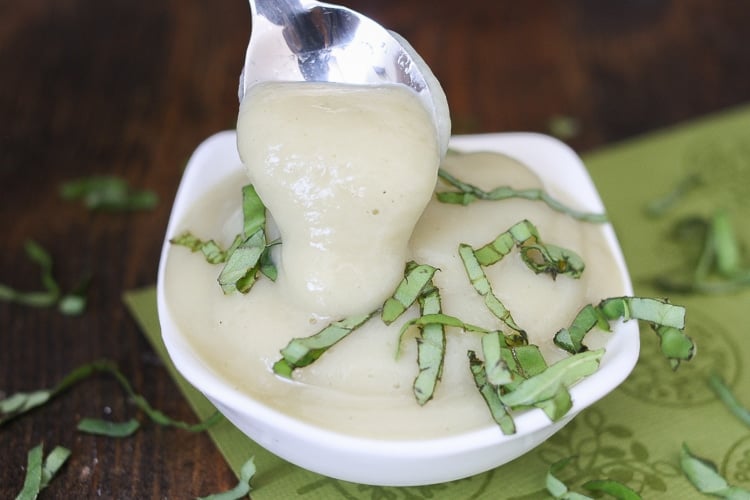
[124,104,750,498]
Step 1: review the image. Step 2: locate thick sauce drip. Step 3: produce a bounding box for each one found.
[164,150,623,439]
[236,82,440,316]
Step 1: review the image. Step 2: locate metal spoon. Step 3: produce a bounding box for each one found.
[239,0,450,153]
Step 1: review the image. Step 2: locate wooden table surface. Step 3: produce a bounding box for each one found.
[1,0,749,497]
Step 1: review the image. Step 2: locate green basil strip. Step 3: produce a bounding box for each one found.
[274,314,373,377]
[437,168,607,223]
[553,304,610,353]
[59,175,157,211]
[546,457,594,499]
[712,210,741,277]
[172,184,278,291]
[547,458,642,499]
[521,243,585,279]
[15,444,71,500]
[546,457,571,498]
[241,184,266,238]
[654,211,750,295]
[581,479,641,500]
[1,360,221,432]
[459,243,527,340]
[503,344,548,383]
[398,313,495,357]
[0,362,97,426]
[481,332,512,386]
[655,326,696,370]
[473,225,525,266]
[535,386,573,422]
[218,230,265,294]
[77,417,141,438]
[499,349,604,411]
[473,220,584,278]
[598,297,686,328]
[708,373,750,427]
[259,241,280,281]
[0,240,90,314]
[381,262,438,325]
[645,173,702,217]
[554,297,693,369]
[41,446,71,489]
[169,232,233,264]
[468,351,516,435]
[197,456,256,500]
[681,443,750,498]
[16,444,43,500]
[58,295,86,316]
[24,240,59,296]
[413,287,446,405]
[0,286,57,308]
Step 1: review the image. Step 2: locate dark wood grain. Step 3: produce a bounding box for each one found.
[1,0,749,497]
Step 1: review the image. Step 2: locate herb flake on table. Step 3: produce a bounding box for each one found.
[0,240,89,315]
[59,175,158,211]
[680,443,750,498]
[14,444,71,500]
[0,360,221,433]
[644,173,702,217]
[708,373,750,428]
[546,457,641,499]
[197,456,256,500]
[653,210,750,294]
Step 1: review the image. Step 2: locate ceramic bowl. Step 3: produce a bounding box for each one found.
[156,131,638,486]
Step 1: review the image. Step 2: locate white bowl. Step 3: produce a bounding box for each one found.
[156,131,638,486]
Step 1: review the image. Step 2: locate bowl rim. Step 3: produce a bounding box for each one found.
[156,130,639,483]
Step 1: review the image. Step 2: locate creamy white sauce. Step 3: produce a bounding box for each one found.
[236,82,440,316]
[164,146,623,439]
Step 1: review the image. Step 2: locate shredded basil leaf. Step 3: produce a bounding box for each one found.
[171,184,278,294]
[582,479,641,499]
[545,457,642,499]
[436,168,607,223]
[0,360,221,432]
[654,211,750,294]
[218,230,265,294]
[381,262,438,325]
[77,417,141,437]
[545,457,593,499]
[681,443,750,498]
[412,286,446,405]
[499,349,603,409]
[481,331,513,387]
[15,444,71,500]
[554,297,693,369]
[197,456,256,500]
[645,173,702,217]
[547,115,581,141]
[708,373,750,428]
[459,243,527,341]
[170,232,236,264]
[60,175,157,211]
[274,314,373,376]
[0,240,89,315]
[468,350,516,434]
[459,220,585,344]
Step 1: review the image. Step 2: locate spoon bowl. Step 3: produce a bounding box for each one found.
[240,0,450,154]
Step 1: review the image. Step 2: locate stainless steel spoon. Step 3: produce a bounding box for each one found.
[239,0,450,152]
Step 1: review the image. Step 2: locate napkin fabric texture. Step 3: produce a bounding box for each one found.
[124,103,750,499]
